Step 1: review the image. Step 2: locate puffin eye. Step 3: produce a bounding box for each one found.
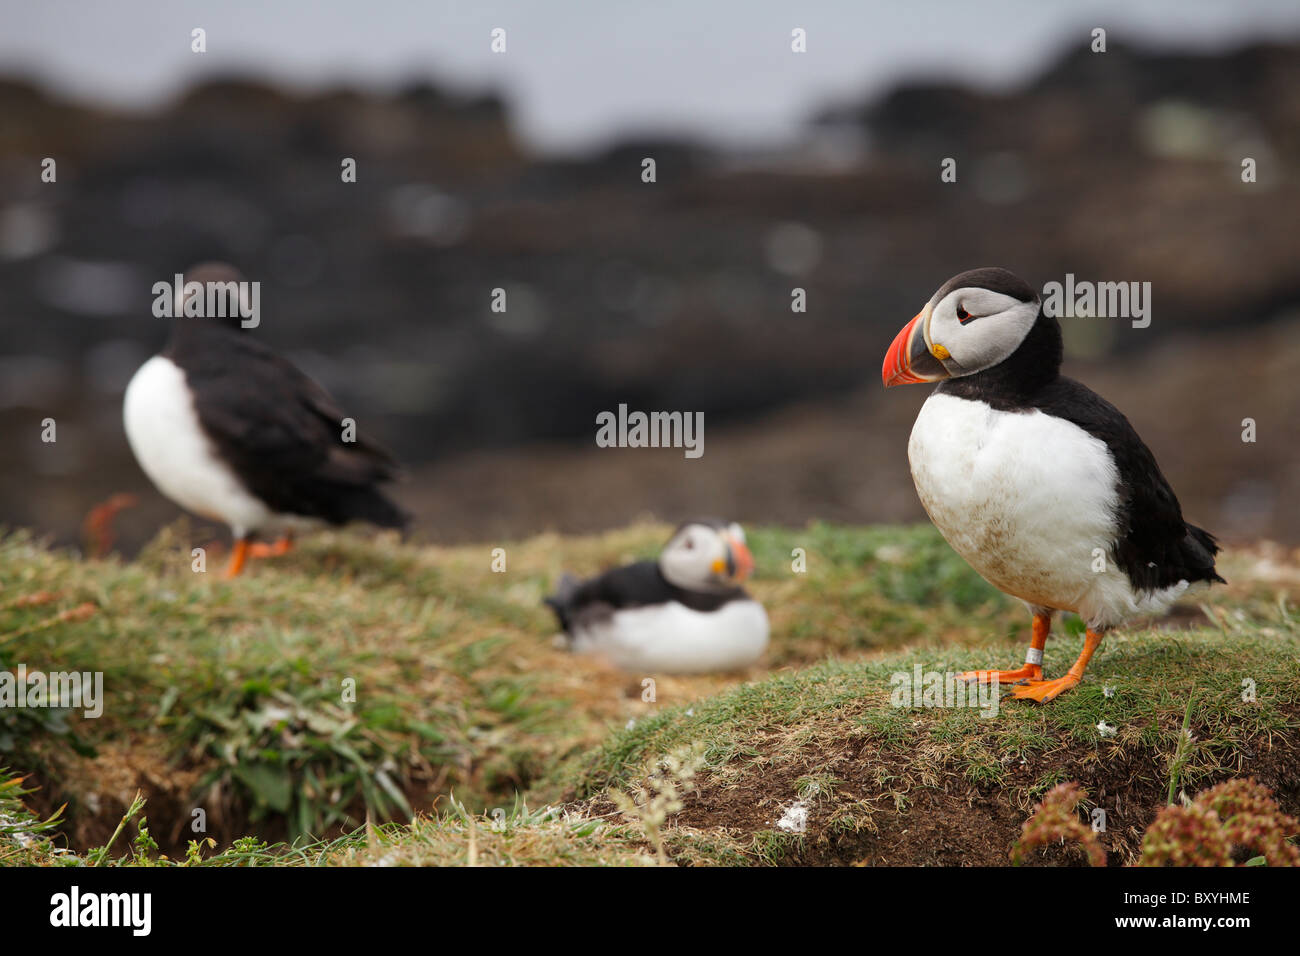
[683,538,694,550]
[956,305,971,323]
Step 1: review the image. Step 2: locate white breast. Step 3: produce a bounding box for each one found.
[569,599,770,674]
[123,355,272,538]
[908,392,1188,628]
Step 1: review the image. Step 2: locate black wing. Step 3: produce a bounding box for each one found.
[544,561,671,632]
[175,331,408,528]
[543,560,746,633]
[1038,377,1222,590]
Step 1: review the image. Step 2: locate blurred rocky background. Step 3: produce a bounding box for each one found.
[1,18,1298,552]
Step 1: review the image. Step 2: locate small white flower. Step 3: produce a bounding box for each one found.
[1097,720,1117,738]
[1103,685,1115,698]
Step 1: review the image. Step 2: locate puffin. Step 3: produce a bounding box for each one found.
[123,263,409,576]
[882,267,1222,701]
[544,519,768,673]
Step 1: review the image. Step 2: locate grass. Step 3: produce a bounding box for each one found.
[1,520,1297,866]
[542,624,1299,864]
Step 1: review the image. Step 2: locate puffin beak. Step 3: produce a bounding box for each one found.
[882,303,949,387]
[718,534,755,583]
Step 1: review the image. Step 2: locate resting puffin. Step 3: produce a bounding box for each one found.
[544,519,768,673]
[882,268,1222,701]
[123,263,409,576]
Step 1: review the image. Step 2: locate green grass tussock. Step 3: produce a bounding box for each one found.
[1,520,1296,866]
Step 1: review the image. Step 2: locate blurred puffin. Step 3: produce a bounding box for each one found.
[883,268,1222,701]
[124,263,408,576]
[544,519,768,673]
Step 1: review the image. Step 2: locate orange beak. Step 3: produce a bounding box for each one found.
[727,535,755,582]
[882,303,949,387]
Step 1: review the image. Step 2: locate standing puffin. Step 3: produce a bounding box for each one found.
[882,268,1222,701]
[544,519,768,674]
[123,263,409,576]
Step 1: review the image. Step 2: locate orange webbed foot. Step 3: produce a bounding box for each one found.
[1010,673,1082,703]
[1010,628,1104,703]
[960,613,1051,688]
[225,536,293,576]
[247,536,293,559]
[957,663,1043,685]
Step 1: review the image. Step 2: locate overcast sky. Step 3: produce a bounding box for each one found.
[2,0,1298,155]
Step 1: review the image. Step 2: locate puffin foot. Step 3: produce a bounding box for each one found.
[1010,628,1103,703]
[956,664,1042,685]
[82,493,138,558]
[248,536,293,558]
[224,536,294,577]
[958,612,1053,688]
[225,539,250,578]
[1010,673,1081,703]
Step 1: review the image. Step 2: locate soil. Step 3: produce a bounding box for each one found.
[658,706,1300,866]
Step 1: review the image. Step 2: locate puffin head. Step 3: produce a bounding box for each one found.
[882,268,1043,387]
[659,519,755,591]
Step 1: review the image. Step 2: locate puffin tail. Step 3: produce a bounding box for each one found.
[543,573,580,633]
[332,486,411,533]
[1183,523,1226,585]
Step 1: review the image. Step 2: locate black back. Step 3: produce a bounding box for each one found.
[165,317,409,530]
[937,307,1222,591]
[544,560,748,633]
